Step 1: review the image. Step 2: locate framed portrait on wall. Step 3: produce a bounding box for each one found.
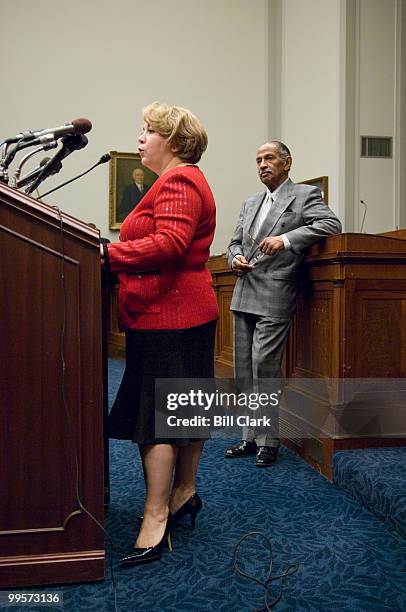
[299,176,328,204]
[109,151,158,230]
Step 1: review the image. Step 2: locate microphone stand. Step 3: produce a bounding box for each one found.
[3,134,56,180]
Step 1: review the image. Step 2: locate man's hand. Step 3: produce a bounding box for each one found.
[232,255,254,277]
[258,236,284,256]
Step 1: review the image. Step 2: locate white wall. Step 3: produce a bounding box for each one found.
[1,0,268,254]
[2,0,405,251]
[358,0,397,233]
[271,0,405,234]
[399,0,406,229]
[279,0,342,217]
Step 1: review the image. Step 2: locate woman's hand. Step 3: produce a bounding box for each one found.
[100,243,106,266]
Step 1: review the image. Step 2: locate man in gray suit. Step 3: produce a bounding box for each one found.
[225,141,341,466]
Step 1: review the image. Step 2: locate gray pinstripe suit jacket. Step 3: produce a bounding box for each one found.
[227,179,342,318]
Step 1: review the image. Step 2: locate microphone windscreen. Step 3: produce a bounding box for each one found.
[62,134,89,151]
[100,153,111,164]
[71,118,92,135]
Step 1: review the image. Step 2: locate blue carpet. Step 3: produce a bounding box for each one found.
[334,447,406,538]
[4,360,406,611]
[100,438,406,612]
[101,360,406,611]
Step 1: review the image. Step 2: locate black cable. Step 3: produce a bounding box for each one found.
[53,206,119,612]
[233,531,299,611]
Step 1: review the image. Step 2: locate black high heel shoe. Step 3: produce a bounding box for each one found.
[172,493,202,530]
[136,493,203,529]
[119,518,173,566]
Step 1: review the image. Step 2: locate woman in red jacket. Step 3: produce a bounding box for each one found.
[104,102,218,565]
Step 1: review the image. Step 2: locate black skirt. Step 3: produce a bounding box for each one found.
[107,319,217,446]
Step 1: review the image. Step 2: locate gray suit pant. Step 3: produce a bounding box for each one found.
[233,311,291,448]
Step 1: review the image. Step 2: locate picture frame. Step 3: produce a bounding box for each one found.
[109,151,158,230]
[299,176,328,204]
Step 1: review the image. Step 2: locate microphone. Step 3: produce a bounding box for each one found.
[39,153,111,199]
[0,119,92,175]
[17,156,62,189]
[360,200,367,233]
[5,118,92,145]
[11,142,58,189]
[1,133,57,177]
[26,134,88,195]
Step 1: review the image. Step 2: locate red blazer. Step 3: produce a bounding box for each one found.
[107,165,218,330]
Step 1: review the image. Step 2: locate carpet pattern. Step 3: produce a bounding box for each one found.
[99,437,406,611]
[334,447,406,538]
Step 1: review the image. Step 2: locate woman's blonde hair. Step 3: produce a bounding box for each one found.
[142,102,208,164]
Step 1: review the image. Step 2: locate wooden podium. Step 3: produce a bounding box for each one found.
[0,183,105,587]
[208,232,406,479]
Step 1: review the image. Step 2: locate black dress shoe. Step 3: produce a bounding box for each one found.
[225,440,257,458]
[255,446,278,467]
[119,519,173,566]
